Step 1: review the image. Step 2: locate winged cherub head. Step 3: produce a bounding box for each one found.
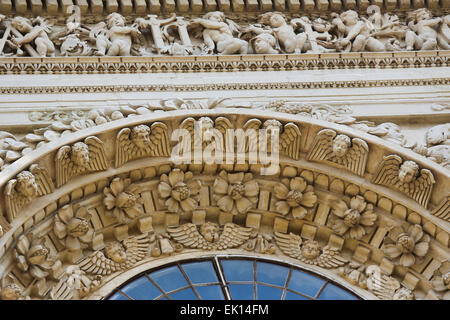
[105,241,127,263]
[332,135,351,157]
[301,239,321,260]
[199,222,220,243]
[131,125,151,149]
[398,161,419,183]
[16,171,38,199]
[71,142,90,168]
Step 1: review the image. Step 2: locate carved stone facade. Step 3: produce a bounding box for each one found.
[0,3,449,301]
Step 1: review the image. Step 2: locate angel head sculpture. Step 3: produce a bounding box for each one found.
[199,222,221,243]
[15,171,38,199]
[56,136,108,187]
[398,160,419,183]
[307,129,369,176]
[300,239,322,260]
[130,124,151,149]
[71,142,90,168]
[105,241,127,263]
[332,134,351,157]
[372,155,434,207]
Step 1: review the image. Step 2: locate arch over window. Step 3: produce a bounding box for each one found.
[107,256,360,300]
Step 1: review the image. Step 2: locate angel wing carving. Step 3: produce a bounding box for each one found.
[274,232,347,269]
[307,129,369,176]
[4,165,54,222]
[167,222,253,250]
[242,119,301,160]
[115,122,170,168]
[431,195,450,222]
[365,265,402,300]
[372,154,435,207]
[78,234,150,276]
[56,136,108,187]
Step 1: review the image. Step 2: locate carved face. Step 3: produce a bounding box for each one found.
[131,125,151,149]
[16,171,38,198]
[205,12,224,22]
[417,9,431,21]
[105,242,127,263]
[200,222,220,243]
[341,10,358,25]
[0,284,22,300]
[269,14,285,28]
[71,142,90,168]
[301,240,321,260]
[252,34,276,53]
[107,13,125,28]
[332,135,351,157]
[11,17,32,32]
[398,161,419,183]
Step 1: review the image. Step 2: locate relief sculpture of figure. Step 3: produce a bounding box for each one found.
[437,15,450,50]
[405,8,441,51]
[10,17,55,57]
[251,12,307,54]
[331,10,385,52]
[190,11,248,55]
[94,13,142,56]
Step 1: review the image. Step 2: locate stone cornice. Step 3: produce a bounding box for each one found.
[0,51,449,75]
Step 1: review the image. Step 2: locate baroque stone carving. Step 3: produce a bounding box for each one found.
[50,265,101,300]
[307,129,369,176]
[103,177,145,224]
[330,195,377,240]
[213,171,259,215]
[365,265,415,300]
[381,223,430,267]
[4,165,54,222]
[273,177,317,219]
[431,195,450,222]
[430,261,450,300]
[115,123,170,168]
[56,136,108,187]
[274,232,347,268]
[157,169,201,214]
[167,222,253,250]
[372,155,435,208]
[78,234,150,275]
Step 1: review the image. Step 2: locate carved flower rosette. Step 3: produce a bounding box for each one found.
[381,224,430,267]
[15,236,54,280]
[213,171,259,215]
[330,195,377,240]
[158,168,201,213]
[103,177,144,224]
[53,205,94,251]
[273,177,317,219]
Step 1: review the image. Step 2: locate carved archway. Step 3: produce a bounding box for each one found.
[0,109,448,301]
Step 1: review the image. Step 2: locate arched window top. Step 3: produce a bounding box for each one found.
[107,257,360,300]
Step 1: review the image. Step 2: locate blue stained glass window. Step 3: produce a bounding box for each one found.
[181,261,218,284]
[109,291,129,300]
[222,260,254,282]
[284,291,311,300]
[149,265,188,292]
[257,285,283,300]
[288,269,326,298]
[256,262,289,287]
[169,288,198,300]
[318,283,358,300]
[195,285,224,300]
[228,284,254,300]
[121,276,162,300]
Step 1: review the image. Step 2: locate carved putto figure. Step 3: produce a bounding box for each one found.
[167,222,253,250]
[115,123,170,168]
[372,155,435,207]
[5,165,54,222]
[10,16,55,57]
[405,8,441,51]
[56,136,108,187]
[78,234,150,275]
[274,232,347,268]
[307,129,369,176]
[190,11,248,55]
